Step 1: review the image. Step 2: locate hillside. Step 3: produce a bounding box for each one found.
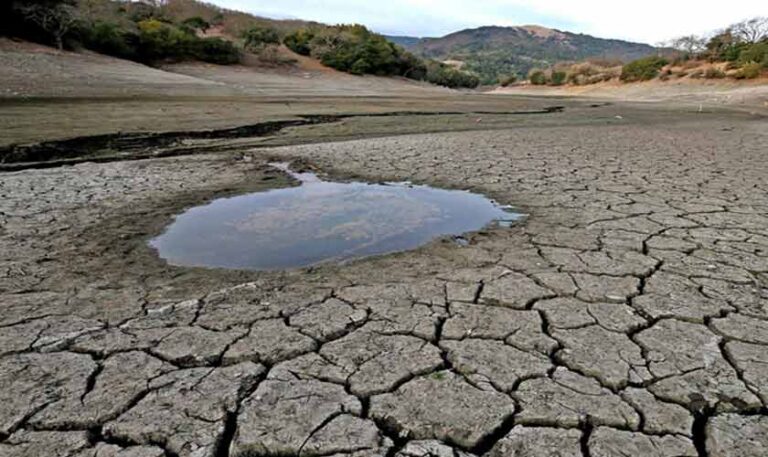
[384,35,423,48]
[396,25,657,83]
[136,0,318,37]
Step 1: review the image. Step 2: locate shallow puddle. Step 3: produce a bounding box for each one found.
[150,163,523,270]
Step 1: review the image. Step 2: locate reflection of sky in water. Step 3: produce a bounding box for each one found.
[150,166,523,270]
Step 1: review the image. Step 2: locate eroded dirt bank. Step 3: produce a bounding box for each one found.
[1,105,767,457]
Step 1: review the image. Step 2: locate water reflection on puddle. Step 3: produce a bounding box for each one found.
[150,163,523,270]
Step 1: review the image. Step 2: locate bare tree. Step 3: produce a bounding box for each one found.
[669,35,707,55]
[17,3,79,50]
[732,17,768,43]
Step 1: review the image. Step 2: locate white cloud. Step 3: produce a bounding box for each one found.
[212,0,767,43]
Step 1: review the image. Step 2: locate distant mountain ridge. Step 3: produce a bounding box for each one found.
[388,25,657,83]
[384,35,423,48]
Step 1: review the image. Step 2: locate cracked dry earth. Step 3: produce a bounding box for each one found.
[1,109,768,457]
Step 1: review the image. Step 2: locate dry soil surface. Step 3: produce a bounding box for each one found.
[493,79,768,111]
[1,103,767,457]
[1,43,768,457]
[0,39,444,99]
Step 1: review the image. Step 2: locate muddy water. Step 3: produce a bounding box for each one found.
[150,164,522,270]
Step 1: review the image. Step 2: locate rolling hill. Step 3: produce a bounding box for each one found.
[392,25,658,83]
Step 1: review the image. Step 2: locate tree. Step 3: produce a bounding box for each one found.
[529,69,547,85]
[732,17,768,44]
[549,71,567,86]
[669,35,707,56]
[16,2,79,49]
[706,29,739,61]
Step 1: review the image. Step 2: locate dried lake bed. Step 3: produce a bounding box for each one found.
[1,102,767,457]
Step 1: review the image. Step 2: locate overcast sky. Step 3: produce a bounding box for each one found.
[211,0,766,44]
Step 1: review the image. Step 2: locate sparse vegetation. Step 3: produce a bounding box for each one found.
[666,16,767,76]
[525,63,617,86]
[510,16,767,88]
[564,62,618,85]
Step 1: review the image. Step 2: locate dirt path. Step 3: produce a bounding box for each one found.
[1,103,766,457]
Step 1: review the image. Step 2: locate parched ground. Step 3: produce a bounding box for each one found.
[493,78,768,110]
[1,101,767,457]
[0,39,445,99]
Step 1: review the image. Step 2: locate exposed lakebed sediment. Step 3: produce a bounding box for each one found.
[0,108,767,457]
[0,107,564,170]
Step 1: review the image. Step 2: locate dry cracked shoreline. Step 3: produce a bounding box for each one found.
[1,106,767,457]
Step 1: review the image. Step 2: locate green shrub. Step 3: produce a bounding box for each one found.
[620,56,669,82]
[424,62,480,88]
[80,21,139,60]
[529,70,547,85]
[132,19,240,65]
[734,62,763,79]
[398,51,428,80]
[738,42,768,68]
[311,25,402,76]
[350,58,372,75]
[283,28,315,55]
[294,24,475,86]
[549,71,567,86]
[189,37,240,64]
[136,19,193,61]
[243,26,280,51]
